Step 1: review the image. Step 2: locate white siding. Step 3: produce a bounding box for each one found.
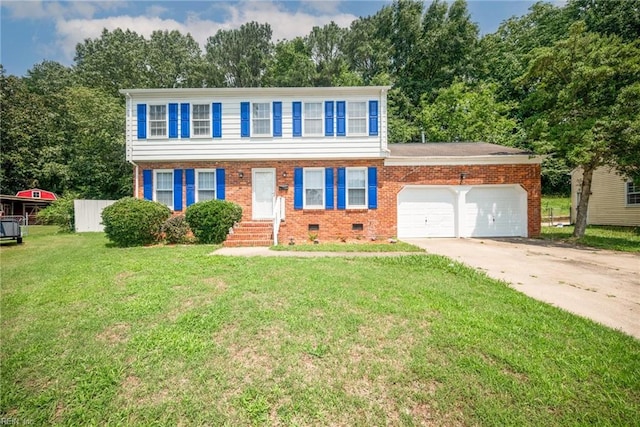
[122,87,389,161]
[571,167,640,226]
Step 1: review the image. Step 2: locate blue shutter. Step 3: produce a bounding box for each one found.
[336,101,345,136]
[273,101,282,137]
[169,103,178,138]
[294,168,303,210]
[240,102,250,137]
[337,167,346,210]
[325,101,334,136]
[369,100,378,136]
[180,103,190,138]
[137,104,147,139]
[216,168,225,200]
[367,167,377,209]
[143,170,152,200]
[213,102,222,138]
[325,168,334,209]
[173,169,183,211]
[186,169,195,207]
[292,102,302,137]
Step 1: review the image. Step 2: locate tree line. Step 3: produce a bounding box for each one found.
[1,0,638,235]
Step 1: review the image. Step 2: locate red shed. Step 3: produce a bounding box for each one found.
[15,188,57,200]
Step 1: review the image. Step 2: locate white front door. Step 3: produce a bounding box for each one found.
[252,168,275,219]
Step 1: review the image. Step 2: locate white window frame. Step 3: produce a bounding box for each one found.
[32,191,41,198]
[303,102,323,136]
[347,101,367,136]
[346,167,367,209]
[149,104,168,138]
[191,104,210,137]
[196,169,217,202]
[252,102,271,136]
[627,181,640,206]
[154,169,174,210]
[303,168,325,209]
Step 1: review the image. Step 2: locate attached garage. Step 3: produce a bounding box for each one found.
[397,185,527,238]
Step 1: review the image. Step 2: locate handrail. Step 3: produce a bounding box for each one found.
[272,196,284,246]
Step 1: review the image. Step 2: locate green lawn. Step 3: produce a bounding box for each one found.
[1,227,639,425]
[541,225,640,252]
[541,196,571,219]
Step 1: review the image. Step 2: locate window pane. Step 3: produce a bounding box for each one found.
[193,104,209,120]
[348,189,366,206]
[349,102,366,118]
[305,170,323,187]
[348,118,366,134]
[156,172,172,190]
[348,170,366,188]
[306,189,323,206]
[254,119,270,135]
[348,102,366,134]
[198,172,215,190]
[198,190,215,201]
[150,105,166,120]
[157,191,173,207]
[253,103,269,119]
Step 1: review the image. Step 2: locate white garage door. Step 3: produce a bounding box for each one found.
[397,185,528,238]
[397,187,456,238]
[463,187,527,237]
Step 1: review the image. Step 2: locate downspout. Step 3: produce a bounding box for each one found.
[125,92,139,198]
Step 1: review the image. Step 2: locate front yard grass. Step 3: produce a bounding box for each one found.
[1,227,639,425]
[541,225,640,252]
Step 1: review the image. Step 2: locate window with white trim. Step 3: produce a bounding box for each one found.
[33,191,41,198]
[149,105,167,137]
[627,181,640,205]
[347,167,367,208]
[155,170,173,208]
[197,170,216,202]
[347,102,366,135]
[304,102,322,135]
[252,102,271,136]
[304,168,324,208]
[192,104,210,136]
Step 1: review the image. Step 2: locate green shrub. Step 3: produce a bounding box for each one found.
[36,192,78,232]
[185,200,242,244]
[101,197,171,247]
[162,215,191,244]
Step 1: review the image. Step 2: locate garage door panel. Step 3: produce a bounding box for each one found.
[464,187,526,237]
[397,188,455,238]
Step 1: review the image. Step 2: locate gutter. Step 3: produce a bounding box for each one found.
[124,92,139,198]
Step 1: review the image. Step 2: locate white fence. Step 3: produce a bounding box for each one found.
[74,200,116,232]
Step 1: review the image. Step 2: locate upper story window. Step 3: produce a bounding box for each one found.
[304,102,323,136]
[197,170,216,202]
[192,104,210,136]
[346,167,367,208]
[33,191,41,198]
[348,102,367,135]
[155,170,173,208]
[627,182,640,205]
[304,168,324,208]
[252,103,271,136]
[149,105,167,137]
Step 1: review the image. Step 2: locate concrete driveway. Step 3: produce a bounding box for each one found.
[404,238,640,339]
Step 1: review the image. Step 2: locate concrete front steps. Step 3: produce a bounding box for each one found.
[223,221,273,247]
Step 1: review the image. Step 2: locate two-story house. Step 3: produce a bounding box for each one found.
[120,86,541,245]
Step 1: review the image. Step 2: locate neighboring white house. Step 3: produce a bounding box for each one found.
[571,167,640,226]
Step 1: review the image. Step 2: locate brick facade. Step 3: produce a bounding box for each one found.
[135,160,541,242]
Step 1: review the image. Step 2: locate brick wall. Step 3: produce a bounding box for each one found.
[134,160,541,242]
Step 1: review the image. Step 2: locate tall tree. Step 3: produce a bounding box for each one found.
[565,0,640,42]
[62,87,131,199]
[145,30,204,88]
[75,28,149,96]
[418,81,521,145]
[263,38,316,87]
[306,22,347,86]
[519,22,640,237]
[204,22,273,87]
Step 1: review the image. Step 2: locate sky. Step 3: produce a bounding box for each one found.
[1,0,547,77]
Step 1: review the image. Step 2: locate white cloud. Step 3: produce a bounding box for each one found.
[2,0,128,20]
[300,0,342,14]
[53,2,359,60]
